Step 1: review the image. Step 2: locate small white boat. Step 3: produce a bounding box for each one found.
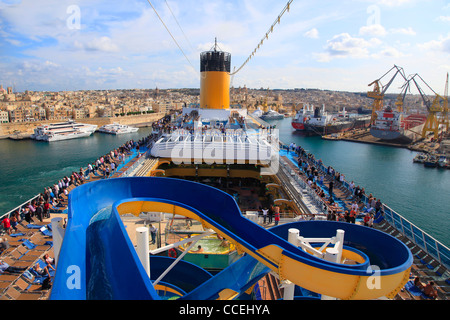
[260,109,284,120]
[413,153,428,164]
[438,155,448,168]
[98,123,139,135]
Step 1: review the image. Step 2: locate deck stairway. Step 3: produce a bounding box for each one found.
[130,158,160,177]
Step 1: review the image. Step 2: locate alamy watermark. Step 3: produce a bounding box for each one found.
[162,128,280,176]
[367,5,381,26]
[66,4,81,30]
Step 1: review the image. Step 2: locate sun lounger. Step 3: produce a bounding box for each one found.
[404,280,435,300]
[22,239,37,250]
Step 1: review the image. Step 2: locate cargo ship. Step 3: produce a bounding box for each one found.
[370,106,427,143]
[292,106,371,135]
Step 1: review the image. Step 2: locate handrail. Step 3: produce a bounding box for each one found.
[283,144,450,270]
[0,147,148,230]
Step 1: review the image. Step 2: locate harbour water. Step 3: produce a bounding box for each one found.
[0,127,153,215]
[0,119,449,247]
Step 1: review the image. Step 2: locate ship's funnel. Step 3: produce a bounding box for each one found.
[200,40,231,110]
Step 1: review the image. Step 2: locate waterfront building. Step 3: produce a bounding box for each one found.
[0,110,9,123]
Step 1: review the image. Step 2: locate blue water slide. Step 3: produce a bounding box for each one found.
[180,254,270,300]
[51,177,412,300]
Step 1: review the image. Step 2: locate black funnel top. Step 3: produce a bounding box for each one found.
[200,39,231,72]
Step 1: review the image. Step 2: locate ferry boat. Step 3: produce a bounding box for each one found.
[98,123,139,135]
[30,120,97,142]
[292,106,370,135]
[260,109,284,120]
[370,107,427,143]
[251,108,264,119]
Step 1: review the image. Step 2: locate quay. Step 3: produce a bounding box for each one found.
[0,113,165,140]
[322,127,444,154]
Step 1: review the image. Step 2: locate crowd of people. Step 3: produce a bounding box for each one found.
[1,137,157,233]
[287,142,384,226]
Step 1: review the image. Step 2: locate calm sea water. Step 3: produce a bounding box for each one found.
[266,117,450,247]
[0,120,448,246]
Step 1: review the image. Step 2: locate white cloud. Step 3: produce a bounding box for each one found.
[436,16,450,22]
[315,33,375,62]
[304,28,319,39]
[373,46,405,58]
[75,36,120,53]
[419,34,450,54]
[359,24,387,37]
[390,27,416,36]
[378,0,414,7]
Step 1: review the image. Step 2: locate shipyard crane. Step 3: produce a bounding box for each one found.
[368,65,407,125]
[409,74,444,140]
[440,73,449,132]
[394,76,414,113]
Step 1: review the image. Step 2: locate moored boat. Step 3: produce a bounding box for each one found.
[260,109,284,120]
[370,107,426,143]
[413,153,428,163]
[98,123,139,135]
[424,154,439,168]
[438,155,448,168]
[293,106,370,135]
[31,120,97,142]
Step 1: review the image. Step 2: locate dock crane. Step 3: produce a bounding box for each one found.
[409,74,444,140]
[394,76,414,113]
[440,73,449,132]
[368,65,407,126]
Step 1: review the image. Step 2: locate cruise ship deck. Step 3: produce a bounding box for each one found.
[1,129,448,300]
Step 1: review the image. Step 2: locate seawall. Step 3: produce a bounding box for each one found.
[0,113,165,139]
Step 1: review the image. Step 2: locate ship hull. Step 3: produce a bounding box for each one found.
[45,131,93,142]
[295,117,370,135]
[370,122,425,144]
[291,121,305,131]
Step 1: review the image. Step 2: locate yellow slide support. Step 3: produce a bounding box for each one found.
[117,200,411,300]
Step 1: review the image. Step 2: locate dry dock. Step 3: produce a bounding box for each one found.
[323,128,443,154]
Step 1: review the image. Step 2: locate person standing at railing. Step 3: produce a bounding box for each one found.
[274,206,280,226]
[262,208,268,224]
[268,206,274,224]
[1,216,11,235]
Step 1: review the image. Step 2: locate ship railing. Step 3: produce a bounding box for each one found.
[381,203,450,270]
[313,157,450,270]
[0,195,41,231]
[120,150,151,178]
[286,148,450,270]
[0,146,150,232]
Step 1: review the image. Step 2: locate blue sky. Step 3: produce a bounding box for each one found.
[0,0,449,94]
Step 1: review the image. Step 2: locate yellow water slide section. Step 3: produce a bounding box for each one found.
[256,244,410,300]
[117,201,410,300]
[200,71,230,109]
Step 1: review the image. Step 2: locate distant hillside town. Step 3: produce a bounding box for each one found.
[0,84,428,124]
